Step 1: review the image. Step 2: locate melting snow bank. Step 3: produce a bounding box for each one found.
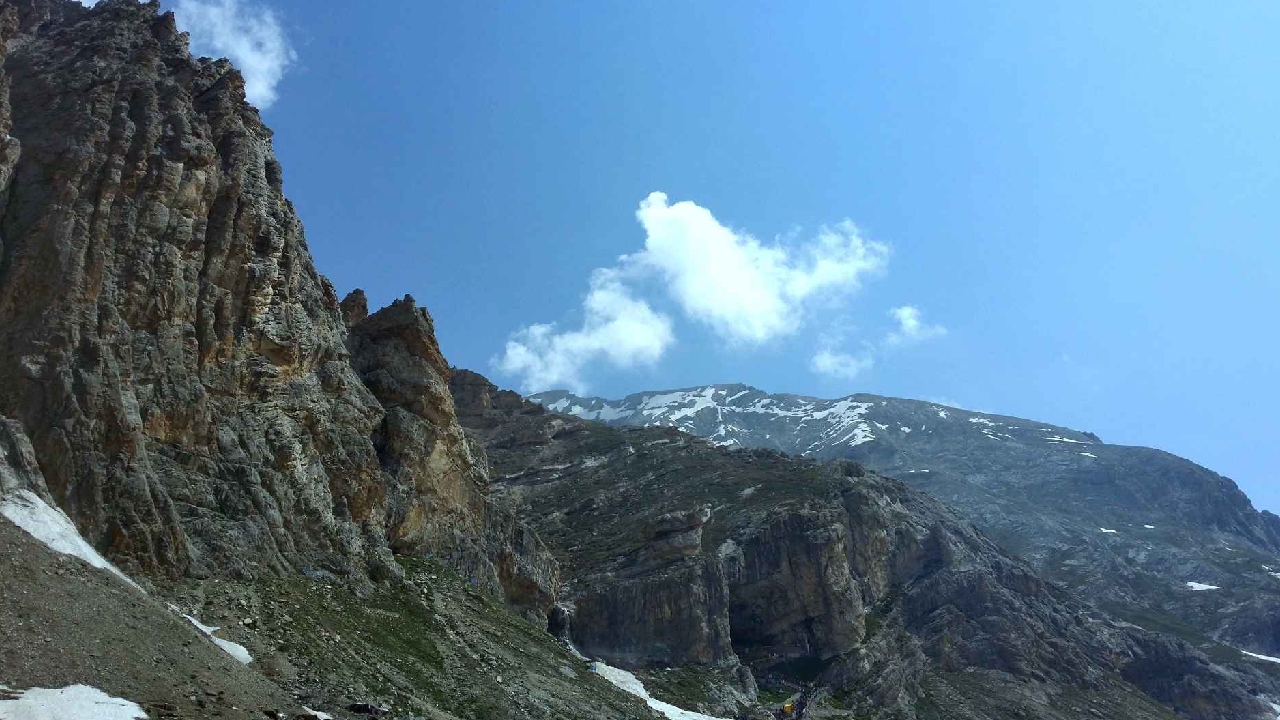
[170,606,253,664]
[590,661,731,720]
[1186,582,1220,591]
[0,490,140,590]
[1242,650,1280,664]
[0,684,147,720]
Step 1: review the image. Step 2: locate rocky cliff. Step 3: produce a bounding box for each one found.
[472,373,1280,720]
[0,2,632,717]
[4,2,1280,719]
[0,0,556,611]
[533,384,1280,661]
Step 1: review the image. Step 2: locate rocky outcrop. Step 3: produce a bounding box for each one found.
[346,294,487,555]
[726,508,865,667]
[450,368,530,420]
[462,371,1279,720]
[573,556,736,668]
[344,294,559,616]
[0,0,555,623]
[0,418,47,500]
[0,0,389,581]
[534,384,1280,660]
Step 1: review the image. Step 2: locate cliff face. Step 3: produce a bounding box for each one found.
[458,371,1280,720]
[533,384,1280,658]
[344,296,558,617]
[0,0,377,580]
[0,0,554,617]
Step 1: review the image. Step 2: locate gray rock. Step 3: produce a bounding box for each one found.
[0,0,555,621]
[533,384,1280,659]
[477,372,1279,719]
[0,417,48,500]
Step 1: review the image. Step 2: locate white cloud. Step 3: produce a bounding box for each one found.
[495,269,674,393]
[175,0,296,109]
[498,192,891,391]
[629,192,888,344]
[810,347,875,380]
[810,305,946,382]
[884,305,947,347]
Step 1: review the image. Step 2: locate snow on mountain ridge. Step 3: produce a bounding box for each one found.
[527,384,1093,459]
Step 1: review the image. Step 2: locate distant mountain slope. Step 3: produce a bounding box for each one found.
[451,371,1280,720]
[530,385,1280,658]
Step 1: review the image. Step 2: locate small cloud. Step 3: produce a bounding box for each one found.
[175,0,296,108]
[810,346,875,380]
[629,192,888,344]
[884,305,946,347]
[810,304,947,382]
[494,269,674,393]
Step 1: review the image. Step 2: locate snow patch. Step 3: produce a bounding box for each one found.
[1044,435,1087,444]
[638,391,692,415]
[1144,525,1156,529]
[174,608,253,664]
[899,426,911,434]
[1185,582,1220,591]
[0,490,140,590]
[301,708,333,720]
[590,661,731,720]
[1241,650,1280,664]
[1099,528,1118,534]
[1079,452,1097,458]
[0,684,147,720]
[934,408,949,420]
[806,399,875,448]
[592,404,636,421]
[666,387,719,422]
[967,417,996,426]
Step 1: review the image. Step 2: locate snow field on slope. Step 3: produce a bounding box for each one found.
[591,661,731,720]
[0,490,140,590]
[0,684,147,720]
[1186,582,1220,591]
[172,609,254,664]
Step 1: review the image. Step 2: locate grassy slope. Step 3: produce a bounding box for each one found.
[164,556,658,720]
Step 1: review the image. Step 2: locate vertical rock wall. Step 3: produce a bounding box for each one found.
[0,0,556,618]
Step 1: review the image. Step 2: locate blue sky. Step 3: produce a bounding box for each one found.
[173,1,1278,512]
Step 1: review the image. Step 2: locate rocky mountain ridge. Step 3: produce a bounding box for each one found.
[530,385,1280,660]
[464,371,1280,719]
[1,1,1278,719]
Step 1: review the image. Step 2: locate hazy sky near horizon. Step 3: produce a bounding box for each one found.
[167,1,1278,512]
